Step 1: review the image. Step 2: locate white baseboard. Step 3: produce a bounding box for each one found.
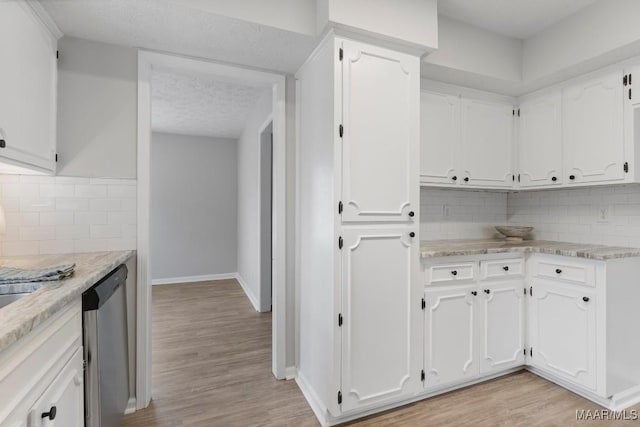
[285,366,297,380]
[124,397,137,415]
[527,366,640,411]
[235,273,260,312]
[151,271,261,312]
[295,372,330,427]
[152,272,238,285]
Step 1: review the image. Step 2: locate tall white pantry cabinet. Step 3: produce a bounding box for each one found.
[296,33,421,423]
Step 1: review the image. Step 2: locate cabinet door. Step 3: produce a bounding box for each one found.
[420,91,459,185]
[424,285,479,390]
[27,349,84,427]
[0,2,57,172]
[626,67,640,106]
[340,40,419,222]
[529,279,597,391]
[518,92,562,187]
[563,71,625,184]
[340,228,420,411]
[479,282,525,374]
[460,98,514,188]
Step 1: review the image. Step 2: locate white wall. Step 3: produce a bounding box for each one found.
[0,174,136,256]
[423,16,522,85]
[523,0,640,85]
[420,188,507,240]
[150,132,237,282]
[57,36,137,178]
[317,0,438,50]
[237,89,272,307]
[508,186,640,248]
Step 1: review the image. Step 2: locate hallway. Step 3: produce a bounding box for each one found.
[121,280,315,426]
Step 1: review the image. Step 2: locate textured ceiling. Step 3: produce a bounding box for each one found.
[39,0,317,73]
[151,68,270,139]
[439,0,598,39]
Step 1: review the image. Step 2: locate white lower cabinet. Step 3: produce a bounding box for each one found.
[340,228,420,411]
[528,278,597,391]
[423,279,526,390]
[423,285,478,389]
[0,303,83,427]
[479,281,526,374]
[28,349,84,427]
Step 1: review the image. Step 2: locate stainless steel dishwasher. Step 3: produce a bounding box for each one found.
[82,265,129,427]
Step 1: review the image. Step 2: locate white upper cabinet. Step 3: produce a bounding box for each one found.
[460,98,514,188]
[420,91,459,185]
[518,91,563,188]
[340,40,419,222]
[625,67,639,106]
[0,1,58,173]
[420,91,514,189]
[563,71,625,184]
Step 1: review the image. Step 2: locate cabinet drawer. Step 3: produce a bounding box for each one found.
[530,258,595,287]
[480,258,524,280]
[426,262,476,285]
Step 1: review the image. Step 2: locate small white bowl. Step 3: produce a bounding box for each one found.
[495,226,533,242]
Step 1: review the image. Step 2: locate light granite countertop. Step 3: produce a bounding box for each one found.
[0,251,134,353]
[420,239,640,261]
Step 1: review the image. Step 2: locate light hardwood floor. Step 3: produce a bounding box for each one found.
[122,280,639,427]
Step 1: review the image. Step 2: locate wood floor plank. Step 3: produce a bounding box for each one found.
[122,280,640,427]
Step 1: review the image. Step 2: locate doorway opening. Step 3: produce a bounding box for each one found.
[260,120,273,312]
[136,51,287,410]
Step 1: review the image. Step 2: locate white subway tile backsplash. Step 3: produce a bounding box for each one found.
[422,185,640,248]
[2,184,23,198]
[122,224,137,238]
[40,212,75,226]
[39,184,75,198]
[6,213,39,227]
[56,198,89,212]
[106,238,136,251]
[19,176,50,184]
[74,239,109,253]
[107,185,136,198]
[74,212,108,225]
[420,188,507,240]
[121,198,136,212]
[20,198,55,212]
[107,211,136,226]
[55,176,89,185]
[508,185,640,248]
[1,198,20,212]
[90,224,122,239]
[90,198,123,212]
[38,240,74,255]
[75,184,107,198]
[0,175,19,184]
[19,226,55,241]
[2,241,39,256]
[0,175,137,256]
[55,225,91,240]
